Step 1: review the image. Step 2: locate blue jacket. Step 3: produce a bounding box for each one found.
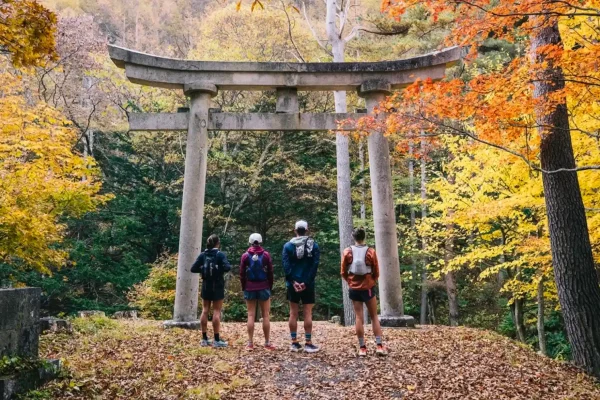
[282,236,320,288]
[191,248,231,290]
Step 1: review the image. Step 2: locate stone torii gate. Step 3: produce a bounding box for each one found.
[108,45,461,329]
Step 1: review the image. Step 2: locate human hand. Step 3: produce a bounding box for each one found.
[293,281,304,292]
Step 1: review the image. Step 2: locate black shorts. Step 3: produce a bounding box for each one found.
[201,281,225,301]
[348,288,376,303]
[287,285,316,305]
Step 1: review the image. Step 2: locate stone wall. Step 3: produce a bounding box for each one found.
[0,288,41,358]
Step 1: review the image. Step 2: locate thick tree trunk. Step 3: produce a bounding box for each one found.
[419,138,428,325]
[327,0,355,327]
[531,19,600,378]
[537,278,548,356]
[409,141,417,287]
[512,298,527,343]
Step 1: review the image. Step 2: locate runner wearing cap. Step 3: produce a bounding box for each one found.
[240,233,275,351]
[282,220,321,353]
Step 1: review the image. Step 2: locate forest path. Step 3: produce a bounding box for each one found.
[39,320,599,399]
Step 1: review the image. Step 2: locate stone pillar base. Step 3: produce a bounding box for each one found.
[379,315,416,328]
[163,320,201,330]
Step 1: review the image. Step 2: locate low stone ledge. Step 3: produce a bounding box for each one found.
[163,320,201,330]
[112,310,138,320]
[77,311,105,318]
[39,317,72,334]
[0,359,60,400]
[380,315,416,328]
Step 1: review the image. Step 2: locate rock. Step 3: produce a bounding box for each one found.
[77,311,105,318]
[0,288,41,359]
[330,316,341,325]
[112,310,138,319]
[39,317,72,334]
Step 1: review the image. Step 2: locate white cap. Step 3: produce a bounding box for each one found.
[249,233,263,245]
[295,220,308,230]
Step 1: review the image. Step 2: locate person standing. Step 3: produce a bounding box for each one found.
[191,234,231,348]
[341,227,388,356]
[240,233,276,351]
[282,220,320,353]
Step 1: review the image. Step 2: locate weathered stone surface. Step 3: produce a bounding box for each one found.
[39,317,72,334]
[380,315,416,328]
[128,112,366,132]
[183,82,218,97]
[77,310,105,318]
[163,320,201,330]
[0,359,60,400]
[0,288,40,359]
[108,45,463,91]
[276,88,299,113]
[112,310,138,319]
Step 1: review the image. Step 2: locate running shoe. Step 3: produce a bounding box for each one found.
[264,343,277,351]
[213,339,228,348]
[304,343,320,353]
[246,343,254,351]
[290,342,303,352]
[200,339,212,347]
[376,344,389,356]
[358,346,368,357]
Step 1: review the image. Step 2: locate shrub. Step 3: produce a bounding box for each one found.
[71,315,118,334]
[128,254,178,320]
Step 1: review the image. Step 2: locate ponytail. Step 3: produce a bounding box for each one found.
[206,234,220,249]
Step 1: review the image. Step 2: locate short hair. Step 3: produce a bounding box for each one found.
[352,227,366,242]
[296,227,307,235]
[206,234,220,249]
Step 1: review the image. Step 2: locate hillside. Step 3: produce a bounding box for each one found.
[36,320,600,399]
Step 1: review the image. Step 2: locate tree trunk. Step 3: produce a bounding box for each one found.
[444,160,459,327]
[531,18,600,378]
[537,278,548,356]
[359,138,366,221]
[409,141,417,287]
[513,298,527,343]
[327,0,355,327]
[419,137,428,325]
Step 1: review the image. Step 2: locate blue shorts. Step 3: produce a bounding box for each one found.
[244,289,271,301]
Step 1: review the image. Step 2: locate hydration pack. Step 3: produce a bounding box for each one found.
[293,237,315,259]
[246,253,267,281]
[349,245,371,275]
[201,252,218,280]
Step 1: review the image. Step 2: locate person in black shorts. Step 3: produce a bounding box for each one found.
[341,227,388,357]
[191,234,231,348]
[282,220,320,353]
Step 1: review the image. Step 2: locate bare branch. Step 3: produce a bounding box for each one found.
[302,1,331,54]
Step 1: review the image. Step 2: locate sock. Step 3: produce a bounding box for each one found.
[305,333,312,343]
[291,332,297,342]
[358,337,365,348]
[202,332,208,341]
[215,333,220,342]
[375,336,382,345]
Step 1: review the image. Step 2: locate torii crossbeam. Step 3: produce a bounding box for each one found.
[109,45,462,329]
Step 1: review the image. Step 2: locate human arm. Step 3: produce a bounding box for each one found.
[239,253,248,291]
[219,252,232,273]
[190,253,203,273]
[341,247,352,281]
[266,252,274,290]
[307,241,320,285]
[282,244,293,283]
[369,248,380,281]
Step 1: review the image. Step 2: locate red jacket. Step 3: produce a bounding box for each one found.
[239,246,274,291]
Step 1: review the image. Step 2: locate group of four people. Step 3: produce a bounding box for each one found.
[190,220,388,356]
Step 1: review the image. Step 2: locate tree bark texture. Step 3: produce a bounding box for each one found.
[419,138,428,325]
[537,278,548,356]
[531,18,600,378]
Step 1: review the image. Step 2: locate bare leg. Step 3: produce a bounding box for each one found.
[289,302,299,338]
[303,303,314,336]
[200,300,211,334]
[353,300,365,340]
[259,299,271,343]
[246,299,257,344]
[212,299,224,335]
[366,296,383,338]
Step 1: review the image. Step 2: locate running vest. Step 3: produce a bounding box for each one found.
[349,245,372,275]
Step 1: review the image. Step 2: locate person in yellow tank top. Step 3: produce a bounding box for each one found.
[341,227,388,357]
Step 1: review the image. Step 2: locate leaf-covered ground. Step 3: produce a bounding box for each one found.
[37,320,600,399]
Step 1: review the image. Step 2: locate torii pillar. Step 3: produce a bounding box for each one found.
[164,83,217,329]
[360,81,415,327]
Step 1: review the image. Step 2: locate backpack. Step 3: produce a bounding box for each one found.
[349,245,372,275]
[246,253,267,282]
[201,251,218,280]
[294,237,315,259]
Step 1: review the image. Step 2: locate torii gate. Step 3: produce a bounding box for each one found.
[108,45,462,329]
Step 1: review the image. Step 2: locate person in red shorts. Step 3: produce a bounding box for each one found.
[341,227,388,357]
